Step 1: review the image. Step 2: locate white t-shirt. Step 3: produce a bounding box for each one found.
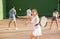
[26,9,31,16]
[53,11,59,18]
[32,15,39,26]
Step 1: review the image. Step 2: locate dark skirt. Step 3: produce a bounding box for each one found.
[52,16,56,21]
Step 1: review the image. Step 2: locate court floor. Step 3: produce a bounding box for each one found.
[0,18,60,39]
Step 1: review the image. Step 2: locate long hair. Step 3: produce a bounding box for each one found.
[32,9,38,16]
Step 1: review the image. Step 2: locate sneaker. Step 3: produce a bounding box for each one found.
[16,28,18,30]
[8,28,11,30]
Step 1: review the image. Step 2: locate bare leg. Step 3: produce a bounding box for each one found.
[8,21,11,28]
[30,34,38,39]
[14,21,17,28]
[31,36,38,39]
[55,19,58,29]
[38,36,40,39]
[50,20,53,30]
[30,33,33,39]
[8,21,12,30]
[14,21,18,30]
[34,36,38,39]
[31,36,33,39]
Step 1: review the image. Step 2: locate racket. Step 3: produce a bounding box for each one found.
[40,16,47,27]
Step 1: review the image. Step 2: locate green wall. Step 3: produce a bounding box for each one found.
[6,0,58,17]
[59,3,60,12]
[0,0,3,20]
[3,0,6,19]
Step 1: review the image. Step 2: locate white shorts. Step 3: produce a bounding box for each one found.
[33,25,42,36]
[9,16,16,21]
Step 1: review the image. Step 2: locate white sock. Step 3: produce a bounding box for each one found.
[16,27,18,30]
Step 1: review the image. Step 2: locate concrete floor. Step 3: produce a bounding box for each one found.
[0,18,60,39]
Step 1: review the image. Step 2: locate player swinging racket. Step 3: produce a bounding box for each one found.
[31,9,42,39]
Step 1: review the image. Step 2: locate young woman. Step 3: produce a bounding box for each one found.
[31,9,42,39]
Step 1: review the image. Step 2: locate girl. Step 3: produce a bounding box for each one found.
[31,9,42,39]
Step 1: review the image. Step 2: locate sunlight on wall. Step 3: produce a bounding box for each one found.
[0,0,3,20]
